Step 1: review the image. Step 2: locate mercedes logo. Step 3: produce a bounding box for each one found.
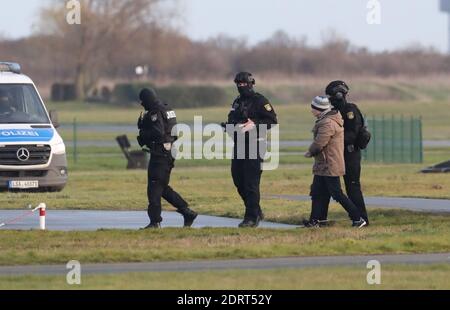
[16,148,30,162]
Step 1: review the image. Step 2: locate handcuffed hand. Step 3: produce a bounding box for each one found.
[239,119,256,133]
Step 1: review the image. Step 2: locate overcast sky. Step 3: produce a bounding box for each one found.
[0,0,449,52]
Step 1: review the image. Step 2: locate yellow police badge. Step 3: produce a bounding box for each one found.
[347,112,355,120]
[264,104,273,112]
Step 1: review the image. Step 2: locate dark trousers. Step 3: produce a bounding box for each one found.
[344,150,369,224]
[147,155,188,223]
[232,159,263,221]
[310,175,361,222]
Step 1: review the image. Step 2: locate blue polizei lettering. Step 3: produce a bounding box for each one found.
[0,129,54,142]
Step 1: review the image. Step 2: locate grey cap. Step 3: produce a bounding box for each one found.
[311,96,331,111]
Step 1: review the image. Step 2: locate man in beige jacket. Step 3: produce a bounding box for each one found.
[305,96,367,228]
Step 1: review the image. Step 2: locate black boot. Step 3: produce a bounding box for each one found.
[178,209,198,227]
[259,210,265,221]
[141,222,161,230]
[239,216,261,228]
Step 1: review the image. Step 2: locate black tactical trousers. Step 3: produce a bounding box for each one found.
[344,150,369,224]
[147,155,189,224]
[310,175,361,222]
[232,159,263,221]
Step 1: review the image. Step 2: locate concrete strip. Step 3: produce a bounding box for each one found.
[267,195,450,213]
[0,253,448,276]
[0,210,297,231]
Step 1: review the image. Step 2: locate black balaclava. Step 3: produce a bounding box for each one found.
[237,84,255,98]
[326,81,349,111]
[139,88,158,111]
[234,72,256,98]
[330,96,347,111]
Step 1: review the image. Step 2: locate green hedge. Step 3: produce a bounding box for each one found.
[51,83,77,101]
[112,83,229,108]
[112,83,154,105]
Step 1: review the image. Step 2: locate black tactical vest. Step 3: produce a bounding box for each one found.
[138,101,178,146]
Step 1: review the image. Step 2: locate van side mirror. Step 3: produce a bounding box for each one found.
[49,110,60,128]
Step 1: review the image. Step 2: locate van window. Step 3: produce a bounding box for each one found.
[0,84,50,124]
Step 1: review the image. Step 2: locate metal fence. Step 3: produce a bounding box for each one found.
[363,116,423,163]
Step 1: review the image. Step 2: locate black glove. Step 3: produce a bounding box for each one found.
[137,112,144,130]
[137,134,145,148]
[137,130,147,147]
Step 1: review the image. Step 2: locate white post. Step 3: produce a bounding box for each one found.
[39,203,46,231]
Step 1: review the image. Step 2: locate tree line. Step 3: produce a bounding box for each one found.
[1,0,450,100]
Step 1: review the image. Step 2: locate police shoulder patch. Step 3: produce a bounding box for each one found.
[166,111,176,119]
[151,114,158,122]
[264,103,273,112]
[347,112,355,120]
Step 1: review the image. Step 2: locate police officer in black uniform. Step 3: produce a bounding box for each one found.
[138,88,198,229]
[225,72,278,228]
[325,81,370,225]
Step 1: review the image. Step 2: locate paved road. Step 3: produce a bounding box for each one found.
[267,195,450,213]
[0,253,448,276]
[0,210,296,231]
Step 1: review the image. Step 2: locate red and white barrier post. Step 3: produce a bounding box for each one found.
[38,203,46,231]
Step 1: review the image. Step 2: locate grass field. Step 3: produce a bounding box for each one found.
[0,210,450,266]
[1,148,449,268]
[1,90,449,289]
[62,145,450,171]
[1,264,449,290]
[1,161,449,214]
[49,99,450,141]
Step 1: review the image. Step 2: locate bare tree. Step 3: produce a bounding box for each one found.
[39,0,172,100]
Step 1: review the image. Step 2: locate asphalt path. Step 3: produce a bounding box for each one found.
[0,210,296,231]
[267,195,450,213]
[1,195,449,232]
[0,253,448,276]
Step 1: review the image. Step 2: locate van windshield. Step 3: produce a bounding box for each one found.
[0,84,50,124]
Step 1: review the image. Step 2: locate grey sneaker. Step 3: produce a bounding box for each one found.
[302,219,321,228]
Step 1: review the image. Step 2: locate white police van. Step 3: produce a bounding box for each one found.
[0,62,67,192]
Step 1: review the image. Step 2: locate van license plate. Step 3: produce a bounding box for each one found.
[8,181,39,189]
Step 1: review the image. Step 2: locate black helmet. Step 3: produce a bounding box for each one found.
[326,80,350,100]
[234,72,256,86]
[139,88,159,110]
